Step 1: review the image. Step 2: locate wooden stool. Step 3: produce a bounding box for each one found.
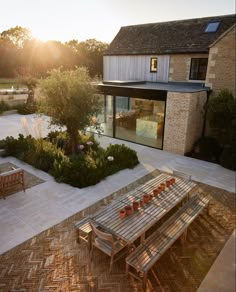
[75,217,97,250]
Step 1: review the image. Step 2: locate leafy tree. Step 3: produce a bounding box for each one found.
[66,39,108,77]
[0,38,19,77]
[0,26,31,48]
[20,76,38,103]
[78,39,108,77]
[39,67,102,154]
[0,25,108,78]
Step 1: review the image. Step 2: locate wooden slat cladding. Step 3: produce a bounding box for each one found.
[104,55,170,82]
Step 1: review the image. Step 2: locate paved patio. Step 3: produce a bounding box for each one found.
[0,113,235,291]
[0,170,235,291]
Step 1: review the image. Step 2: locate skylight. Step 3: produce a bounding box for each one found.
[205,21,220,33]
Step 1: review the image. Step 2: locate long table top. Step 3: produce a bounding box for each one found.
[91,173,196,244]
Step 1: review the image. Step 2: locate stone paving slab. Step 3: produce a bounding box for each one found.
[197,229,236,292]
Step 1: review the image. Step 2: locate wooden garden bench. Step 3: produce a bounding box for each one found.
[0,168,25,199]
[125,194,210,290]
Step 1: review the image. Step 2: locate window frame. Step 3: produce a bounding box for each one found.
[150,57,158,73]
[189,58,208,81]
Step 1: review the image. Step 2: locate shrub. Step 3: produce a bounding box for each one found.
[0,134,66,172]
[0,100,10,114]
[47,131,100,154]
[2,134,35,159]
[219,145,236,171]
[0,134,139,188]
[47,131,68,149]
[15,101,37,115]
[192,136,222,162]
[33,141,66,172]
[105,144,139,170]
[205,89,236,146]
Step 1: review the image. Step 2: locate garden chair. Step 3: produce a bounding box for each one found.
[90,222,128,272]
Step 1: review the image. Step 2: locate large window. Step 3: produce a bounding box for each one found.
[189,58,208,80]
[115,97,165,149]
[89,95,166,149]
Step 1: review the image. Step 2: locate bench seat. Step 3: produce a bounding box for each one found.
[126,194,210,289]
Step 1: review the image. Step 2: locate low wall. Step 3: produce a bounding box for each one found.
[0,94,28,106]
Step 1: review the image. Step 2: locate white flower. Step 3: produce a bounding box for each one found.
[107,156,114,161]
[78,144,84,150]
[86,141,93,146]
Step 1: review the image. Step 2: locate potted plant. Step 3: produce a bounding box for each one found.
[166,180,171,187]
[160,183,166,190]
[119,209,126,219]
[124,205,132,216]
[139,199,144,207]
[157,186,163,193]
[170,178,176,184]
[153,188,160,196]
[143,194,149,203]
[132,201,139,211]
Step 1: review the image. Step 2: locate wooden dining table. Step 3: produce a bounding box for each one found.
[91,173,196,245]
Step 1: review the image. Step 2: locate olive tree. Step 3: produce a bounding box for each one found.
[39,67,101,154]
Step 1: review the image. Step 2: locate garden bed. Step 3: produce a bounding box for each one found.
[0,132,139,188]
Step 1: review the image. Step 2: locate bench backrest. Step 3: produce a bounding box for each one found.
[0,168,24,185]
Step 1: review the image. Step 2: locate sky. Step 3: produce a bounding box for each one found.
[0,0,235,43]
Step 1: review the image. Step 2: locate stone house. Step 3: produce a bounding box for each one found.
[96,14,235,155]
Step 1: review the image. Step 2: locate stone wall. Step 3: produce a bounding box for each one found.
[169,53,209,82]
[205,25,236,96]
[163,91,207,154]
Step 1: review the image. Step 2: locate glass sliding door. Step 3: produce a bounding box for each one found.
[88,94,166,150]
[100,95,114,136]
[87,95,113,137]
[115,97,165,149]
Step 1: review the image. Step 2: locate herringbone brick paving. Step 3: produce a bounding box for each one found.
[0,172,235,292]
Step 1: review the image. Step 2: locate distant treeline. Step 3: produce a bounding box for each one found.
[0,26,109,78]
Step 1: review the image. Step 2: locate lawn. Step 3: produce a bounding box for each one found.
[0,78,22,89]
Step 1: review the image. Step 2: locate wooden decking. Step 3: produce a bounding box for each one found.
[0,177,235,291]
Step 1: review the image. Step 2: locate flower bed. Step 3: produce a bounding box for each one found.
[0,132,139,188]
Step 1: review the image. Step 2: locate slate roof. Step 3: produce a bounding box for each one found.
[105,14,236,55]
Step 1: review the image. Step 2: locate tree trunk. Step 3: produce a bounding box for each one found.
[68,128,79,155]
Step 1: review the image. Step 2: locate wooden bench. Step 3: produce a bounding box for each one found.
[173,170,191,181]
[125,194,210,289]
[0,168,25,199]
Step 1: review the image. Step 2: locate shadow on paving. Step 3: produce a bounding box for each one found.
[0,170,235,291]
